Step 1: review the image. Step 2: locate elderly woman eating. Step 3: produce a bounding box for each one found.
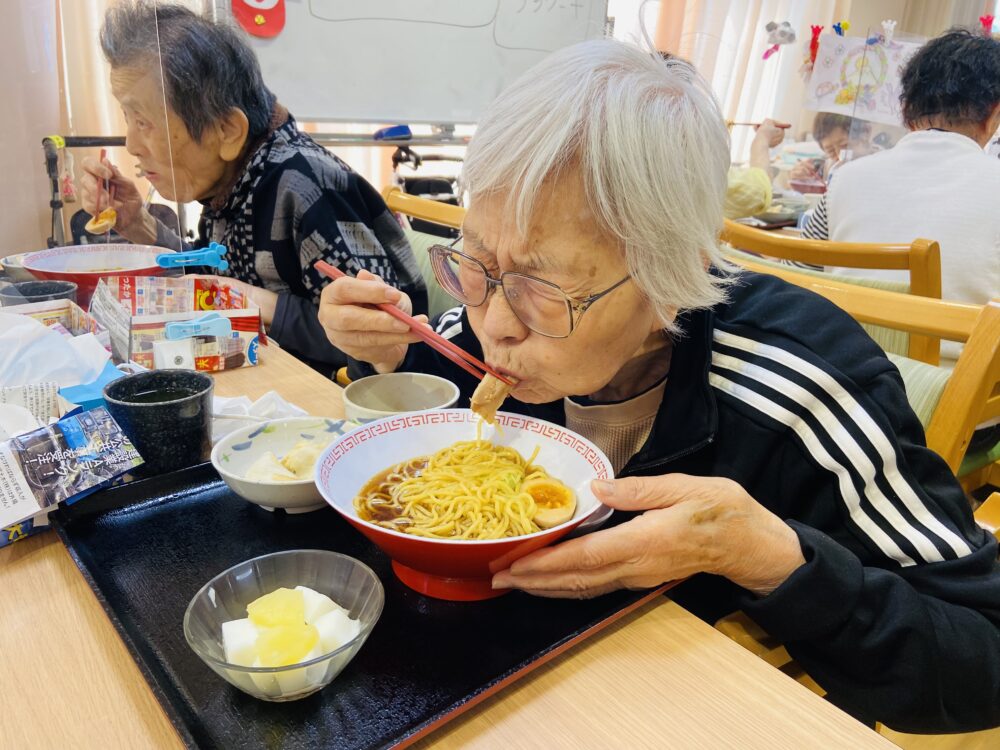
[79,1,425,374]
[319,40,1000,733]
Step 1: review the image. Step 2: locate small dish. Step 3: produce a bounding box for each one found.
[212,417,361,513]
[342,372,460,420]
[183,549,384,702]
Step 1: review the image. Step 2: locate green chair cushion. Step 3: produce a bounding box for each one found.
[958,439,1000,478]
[402,226,461,319]
[885,353,952,429]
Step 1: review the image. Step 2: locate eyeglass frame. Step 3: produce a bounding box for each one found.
[427,236,632,339]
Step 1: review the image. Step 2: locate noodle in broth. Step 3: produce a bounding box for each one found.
[355,440,568,540]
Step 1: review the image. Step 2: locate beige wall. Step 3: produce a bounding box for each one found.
[1,0,60,254]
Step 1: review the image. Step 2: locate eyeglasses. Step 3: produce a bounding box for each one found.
[428,237,631,338]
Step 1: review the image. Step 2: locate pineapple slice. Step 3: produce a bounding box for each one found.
[247,587,306,628]
[255,623,320,668]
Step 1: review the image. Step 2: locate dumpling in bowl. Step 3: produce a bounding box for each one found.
[246,451,298,482]
[280,440,327,478]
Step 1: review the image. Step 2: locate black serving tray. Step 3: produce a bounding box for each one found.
[51,464,668,750]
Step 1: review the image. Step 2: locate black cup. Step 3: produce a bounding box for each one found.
[103,370,214,476]
[0,280,78,306]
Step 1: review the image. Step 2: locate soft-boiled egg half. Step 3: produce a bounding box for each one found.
[523,477,577,529]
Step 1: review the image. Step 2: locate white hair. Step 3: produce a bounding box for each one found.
[462,39,733,334]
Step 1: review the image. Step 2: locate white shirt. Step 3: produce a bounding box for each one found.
[823,129,1000,363]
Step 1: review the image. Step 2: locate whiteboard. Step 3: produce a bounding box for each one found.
[217,1,608,124]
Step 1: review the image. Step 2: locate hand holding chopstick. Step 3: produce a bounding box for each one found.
[315,260,512,384]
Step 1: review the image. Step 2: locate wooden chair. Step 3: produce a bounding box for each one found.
[721,219,942,364]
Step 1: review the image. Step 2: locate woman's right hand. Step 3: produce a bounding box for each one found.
[318,269,429,373]
[788,159,820,181]
[80,156,151,241]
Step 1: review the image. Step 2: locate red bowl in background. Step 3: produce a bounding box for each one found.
[315,409,614,601]
[22,244,176,308]
[788,178,827,195]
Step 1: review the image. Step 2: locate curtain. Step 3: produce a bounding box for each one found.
[901,0,992,37]
[1,0,60,252]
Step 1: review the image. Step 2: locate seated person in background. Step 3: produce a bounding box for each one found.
[725,118,790,219]
[788,112,874,184]
[659,53,790,219]
[801,29,1000,366]
[319,39,1000,733]
[79,1,427,375]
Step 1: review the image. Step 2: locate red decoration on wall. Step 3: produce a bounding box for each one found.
[232,0,285,39]
[809,25,823,65]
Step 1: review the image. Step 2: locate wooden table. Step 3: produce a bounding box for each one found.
[0,345,895,749]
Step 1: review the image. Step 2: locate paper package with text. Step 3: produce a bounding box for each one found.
[0,407,143,547]
[89,276,264,372]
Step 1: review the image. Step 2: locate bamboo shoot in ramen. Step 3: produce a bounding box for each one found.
[355,440,577,539]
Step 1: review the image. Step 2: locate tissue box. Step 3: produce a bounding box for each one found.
[4,298,111,351]
[89,276,264,372]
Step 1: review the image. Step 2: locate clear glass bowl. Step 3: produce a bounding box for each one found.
[183,549,384,702]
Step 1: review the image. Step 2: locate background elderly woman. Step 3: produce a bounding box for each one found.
[79,1,426,374]
[318,39,1000,732]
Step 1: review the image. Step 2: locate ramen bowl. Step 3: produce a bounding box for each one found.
[22,244,176,307]
[213,417,363,513]
[183,549,384,702]
[315,409,613,601]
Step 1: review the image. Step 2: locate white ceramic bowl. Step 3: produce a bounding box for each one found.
[0,253,37,282]
[212,417,362,513]
[315,409,613,600]
[342,372,460,420]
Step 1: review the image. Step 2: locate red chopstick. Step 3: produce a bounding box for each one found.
[96,148,107,215]
[314,260,513,385]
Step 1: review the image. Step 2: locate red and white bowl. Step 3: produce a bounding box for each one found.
[22,244,175,307]
[315,409,613,601]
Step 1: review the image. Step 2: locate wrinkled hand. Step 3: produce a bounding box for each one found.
[789,158,821,181]
[492,474,805,599]
[80,156,150,240]
[189,275,279,326]
[318,269,428,373]
[753,118,791,149]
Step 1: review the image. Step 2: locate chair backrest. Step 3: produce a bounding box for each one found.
[383,186,464,230]
[720,220,942,364]
[723,248,915,362]
[729,257,1000,474]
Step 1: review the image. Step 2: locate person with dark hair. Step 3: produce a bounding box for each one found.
[788,112,875,183]
[78,1,426,374]
[801,28,1000,366]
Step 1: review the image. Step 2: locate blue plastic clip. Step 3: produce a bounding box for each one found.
[157,242,229,271]
[373,124,412,141]
[164,312,232,340]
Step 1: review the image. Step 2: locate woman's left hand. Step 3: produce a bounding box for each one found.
[492,474,805,599]
[188,275,278,326]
